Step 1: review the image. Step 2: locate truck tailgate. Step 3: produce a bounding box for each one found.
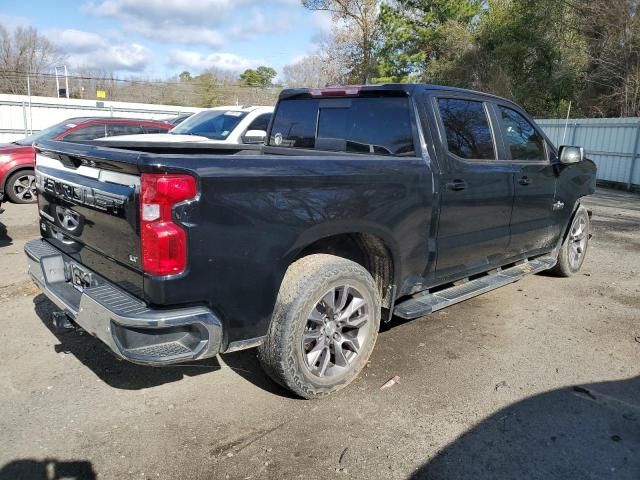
[35,141,144,298]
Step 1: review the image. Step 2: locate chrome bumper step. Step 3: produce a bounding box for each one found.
[24,239,223,365]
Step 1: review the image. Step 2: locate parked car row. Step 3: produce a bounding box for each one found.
[0,106,273,209]
[0,117,171,206]
[103,106,274,145]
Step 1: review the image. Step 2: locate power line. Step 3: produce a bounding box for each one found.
[0,70,281,89]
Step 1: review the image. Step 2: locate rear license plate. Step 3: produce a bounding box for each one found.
[69,263,93,291]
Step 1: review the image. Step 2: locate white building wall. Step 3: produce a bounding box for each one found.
[0,94,202,143]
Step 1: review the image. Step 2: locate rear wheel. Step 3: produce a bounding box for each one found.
[550,205,590,277]
[6,169,37,204]
[258,254,380,399]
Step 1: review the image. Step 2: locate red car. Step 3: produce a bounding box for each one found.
[0,117,171,205]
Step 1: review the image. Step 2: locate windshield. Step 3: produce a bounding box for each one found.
[13,120,76,146]
[171,110,247,140]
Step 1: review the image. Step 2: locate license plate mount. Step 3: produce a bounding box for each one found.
[69,263,93,291]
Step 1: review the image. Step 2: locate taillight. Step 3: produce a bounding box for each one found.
[140,173,197,276]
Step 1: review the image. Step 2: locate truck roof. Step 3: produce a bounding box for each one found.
[279,83,514,104]
[61,116,171,124]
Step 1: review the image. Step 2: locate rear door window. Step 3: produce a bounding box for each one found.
[437,98,495,160]
[269,97,415,156]
[106,124,144,137]
[142,126,168,134]
[498,106,547,161]
[62,124,108,141]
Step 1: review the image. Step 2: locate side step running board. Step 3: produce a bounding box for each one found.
[393,256,556,320]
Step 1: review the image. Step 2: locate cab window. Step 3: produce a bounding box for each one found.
[247,113,272,132]
[498,106,547,161]
[437,98,495,160]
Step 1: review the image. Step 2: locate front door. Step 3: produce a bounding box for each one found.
[494,105,562,257]
[433,96,517,283]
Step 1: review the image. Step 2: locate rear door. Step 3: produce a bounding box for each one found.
[431,95,517,282]
[35,140,144,297]
[493,104,561,256]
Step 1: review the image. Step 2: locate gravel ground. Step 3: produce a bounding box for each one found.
[0,188,639,480]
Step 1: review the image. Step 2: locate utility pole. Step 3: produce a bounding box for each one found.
[55,67,60,98]
[26,73,33,134]
[64,65,70,99]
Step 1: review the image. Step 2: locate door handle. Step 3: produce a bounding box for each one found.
[447,180,467,191]
[518,176,530,186]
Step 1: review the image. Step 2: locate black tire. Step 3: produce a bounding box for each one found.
[550,205,590,277]
[5,169,37,204]
[258,254,381,399]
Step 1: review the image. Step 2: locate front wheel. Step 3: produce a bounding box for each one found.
[259,254,380,399]
[550,205,590,277]
[6,169,37,204]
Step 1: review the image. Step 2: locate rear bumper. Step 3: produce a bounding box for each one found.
[25,239,222,365]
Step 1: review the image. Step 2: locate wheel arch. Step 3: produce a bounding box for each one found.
[286,223,400,309]
[559,200,591,247]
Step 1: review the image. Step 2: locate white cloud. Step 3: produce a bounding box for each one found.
[227,7,297,42]
[169,49,263,73]
[85,0,245,26]
[48,29,152,72]
[83,0,248,47]
[83,0,296,48]
[0,14,31,30]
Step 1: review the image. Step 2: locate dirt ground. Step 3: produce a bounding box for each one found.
[0,188,639,480]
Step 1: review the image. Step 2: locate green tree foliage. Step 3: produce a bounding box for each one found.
[240,66,277,87]
[377,0,594,117]
[376,0,482,83]
[473,0,587,117]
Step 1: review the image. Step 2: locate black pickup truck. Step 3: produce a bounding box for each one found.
[25,84,596,398]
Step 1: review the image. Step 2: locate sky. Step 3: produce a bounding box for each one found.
[0,0,333,78]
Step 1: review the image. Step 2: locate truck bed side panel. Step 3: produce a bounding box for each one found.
[138,153,434,344]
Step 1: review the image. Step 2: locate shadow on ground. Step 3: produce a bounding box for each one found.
[0,458,96,480]
[33,295,294,397]
[0,221,12,248]
[411,376,640,480]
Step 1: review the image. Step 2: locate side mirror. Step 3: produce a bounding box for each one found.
[242,129,267,144]
[559,146,585,164]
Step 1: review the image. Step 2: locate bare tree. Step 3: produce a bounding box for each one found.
[302,0,380,83]
[282,49,350,87]
[0,24,65,95]
[577,0,640,117]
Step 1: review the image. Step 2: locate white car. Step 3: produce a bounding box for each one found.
[100,106,274,145]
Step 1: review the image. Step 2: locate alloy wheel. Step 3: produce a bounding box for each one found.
[568,215,588,270]
[12,174,36,202]
[302,285,371,378]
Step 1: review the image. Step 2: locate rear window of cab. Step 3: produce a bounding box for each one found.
[268,97,416,156]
